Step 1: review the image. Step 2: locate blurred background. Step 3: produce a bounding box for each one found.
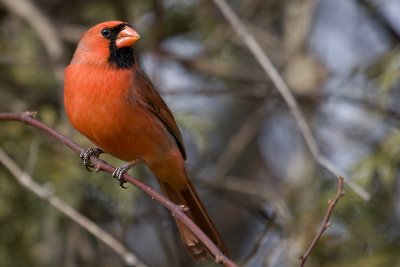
[1,0,400,266]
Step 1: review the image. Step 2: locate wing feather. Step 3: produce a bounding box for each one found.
[133,69,186,159]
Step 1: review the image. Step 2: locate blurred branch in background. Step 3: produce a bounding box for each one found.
[212,0,370,201]
[0,0,63,62]
[0,0,65,115]
[0,147,146,267]
[211,100,270,178]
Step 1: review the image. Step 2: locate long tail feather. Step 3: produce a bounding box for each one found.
[159,177,225,260]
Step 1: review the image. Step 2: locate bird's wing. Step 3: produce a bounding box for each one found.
[133,69,186,159]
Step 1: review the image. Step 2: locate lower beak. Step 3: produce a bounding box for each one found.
[116,27,140,48]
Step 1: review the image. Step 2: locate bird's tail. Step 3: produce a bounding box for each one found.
[159,177,225,261]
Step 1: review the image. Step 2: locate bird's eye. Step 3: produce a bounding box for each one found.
[101,28,111,38]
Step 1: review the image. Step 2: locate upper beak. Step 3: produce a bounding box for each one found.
[116,27,140,48]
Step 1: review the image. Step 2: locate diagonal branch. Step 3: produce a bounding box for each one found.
[212,0,370,201]
[0,111,237,267]
[0,147,147,267]
[299,176,345,267]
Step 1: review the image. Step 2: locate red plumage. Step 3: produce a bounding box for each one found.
[64,21,224,260]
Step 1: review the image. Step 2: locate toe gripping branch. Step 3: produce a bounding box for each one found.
[112,159,143,189]
[79,148,104,172]
[79,148,142,189]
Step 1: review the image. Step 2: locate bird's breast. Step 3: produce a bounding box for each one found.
[64,65,175,163]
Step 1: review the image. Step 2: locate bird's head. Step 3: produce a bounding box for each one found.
[70,21,140,69]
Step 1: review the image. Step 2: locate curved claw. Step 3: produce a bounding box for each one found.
[79,148,104,172]
[112,167,128,188]
[112,159,142,189]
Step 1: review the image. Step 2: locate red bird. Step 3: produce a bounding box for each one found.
[64,21,224,260]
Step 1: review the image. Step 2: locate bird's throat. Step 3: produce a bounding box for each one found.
[108,45,135,69]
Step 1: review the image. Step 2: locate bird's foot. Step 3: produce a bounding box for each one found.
[112,159,143,188]
[80,148,104,172]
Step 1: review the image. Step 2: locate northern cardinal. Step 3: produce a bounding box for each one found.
[64,21,224,260]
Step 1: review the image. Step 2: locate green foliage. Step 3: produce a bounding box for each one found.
[366,48,400,103]
[353,130,400,188]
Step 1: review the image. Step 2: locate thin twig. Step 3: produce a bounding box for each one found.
[211,0,370,201]
[0,147,147,267]
[0,112,237,267]
[299,176,345,267]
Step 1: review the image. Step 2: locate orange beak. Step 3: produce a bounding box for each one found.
[116,27,140,48]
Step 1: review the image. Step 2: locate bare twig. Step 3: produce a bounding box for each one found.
[211,0,370,201]
[0,147,147,267]
[0,112,237,267]
[299,176,345,267]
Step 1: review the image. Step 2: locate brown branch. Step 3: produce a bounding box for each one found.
[212,0,370,201]
[299,176,345,267]
[0,111,237,267]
